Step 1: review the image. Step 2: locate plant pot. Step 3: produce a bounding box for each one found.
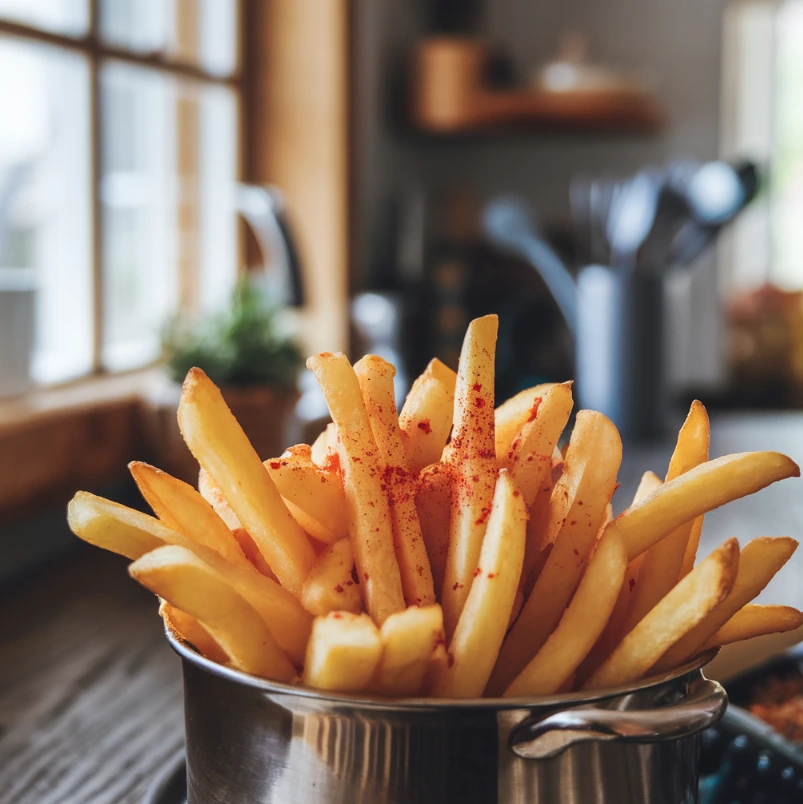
[141,373,300,484]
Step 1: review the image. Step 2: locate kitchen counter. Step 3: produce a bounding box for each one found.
[0,412,801,803]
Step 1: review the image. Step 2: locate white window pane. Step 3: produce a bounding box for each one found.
[0,0,88,36]
[98,0,239,77]
[0,36,92,384]
[198,85,238,311]
[100,64,179,372]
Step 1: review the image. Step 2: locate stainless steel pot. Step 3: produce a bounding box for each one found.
[167,631,726,804]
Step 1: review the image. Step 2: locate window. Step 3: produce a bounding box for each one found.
[721,0,803,291]
[0,1,240,384]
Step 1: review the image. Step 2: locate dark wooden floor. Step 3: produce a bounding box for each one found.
[0,547,183,804]
[0,412,801,803]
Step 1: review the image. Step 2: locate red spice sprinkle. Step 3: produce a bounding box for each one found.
[334,584,344,593]
[472,475,479,483]
[474,397,486,408]
[269,461,281,470]
[364,573,370,580]
[527,397,542,422]
[320,476,327,484]
[417,419,433,435]
[513,490,520,497]
[629,578,636,591]
[474,507,491,525]
[452,582,464,591]
[332,612,343,619]
[570,520,577,526]
[487,572,496,579]
[527,456,534,462]
[472,382,482,392]
[573,548,580,556]
[473,567,482,577]
[577,500,584,506]
[346,580,354,586]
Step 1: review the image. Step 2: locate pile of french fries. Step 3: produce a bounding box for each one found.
[68,314,803,699]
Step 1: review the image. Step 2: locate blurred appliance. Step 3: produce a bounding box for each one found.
[0,268,35,398]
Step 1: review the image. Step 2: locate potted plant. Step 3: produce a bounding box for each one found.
[143,278,303,483]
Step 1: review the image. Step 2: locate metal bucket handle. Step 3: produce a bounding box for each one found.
[509,673,727,760]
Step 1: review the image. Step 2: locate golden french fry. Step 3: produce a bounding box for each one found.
[441,315,499,636]
[519,473,555,594]
[489,411,622,695]
[231,527,277,579]
[159,600,229,665]
[131,545,296,681]
[130,462,249,567]
[504,530,628,697]
[399,358,457,473]
[310,422,339,469]
[301,538,363,616]
[494,383,556,463]
[503,383,573,508]
[654,536,798,672]
[178,368,315,595]
[303,611,383,693]
[605,452,799,563]
[68,492,311,666]
[265,445,349,544]
[432,471,527,698]
[307,352,405,623]
[584,538,740,690]
[621,402,710,635]
[576,471,662,685]
[701,604,803,650]
[681,516,704,578]
[415,461,453,593]
[198,467,241,530]
[373,605,445,697]
[354,355,436,606]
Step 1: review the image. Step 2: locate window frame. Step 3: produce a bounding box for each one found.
[0,1,243,376]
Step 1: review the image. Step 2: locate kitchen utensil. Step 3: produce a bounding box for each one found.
[483,197,666,438]
[168,628,725,804]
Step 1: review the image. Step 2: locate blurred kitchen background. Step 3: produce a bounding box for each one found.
[1,0,803,579]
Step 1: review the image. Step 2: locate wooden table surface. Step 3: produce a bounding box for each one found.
[1,412,802,803]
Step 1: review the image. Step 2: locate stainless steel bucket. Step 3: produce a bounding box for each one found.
[167,631,726,804]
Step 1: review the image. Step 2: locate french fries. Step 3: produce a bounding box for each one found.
[504,530,627,697]
[354,355,436,606]
[373,605,444,697]
[605,451,800,562]
[307,352,405,623]
[67,314,801,697]
[130,461,249,567]
[303,612,383,692]
[494,383,555,463]
[441,315,499,636]
[178,368,315,595]
[654,536,798,672]
[489,411,622,695]
[399,358,457,472]
[700,604,803,650]
[265,445,349,544]
[503,382,574,506]
[432,472,527,698]
[415,462,453,592]
[620,402,710,636]
[584,539,740,690]
[159,600,229,665]
[68,492,311,666]
[576,471,661,684]
[301,538,363,616]
[131,545,296,681]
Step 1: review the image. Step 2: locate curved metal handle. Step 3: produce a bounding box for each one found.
[509,677,727,760]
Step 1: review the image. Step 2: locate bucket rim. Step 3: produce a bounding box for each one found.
[166,625,718,711]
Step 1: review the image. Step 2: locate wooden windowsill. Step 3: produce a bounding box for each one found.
[0,369,163,519]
